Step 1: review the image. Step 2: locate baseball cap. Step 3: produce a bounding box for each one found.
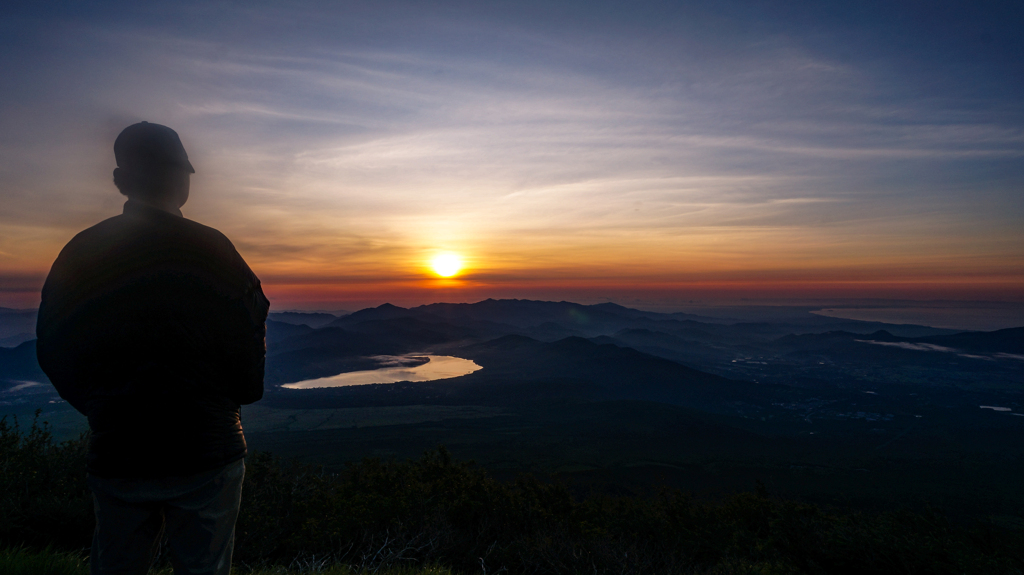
[114,122,196,174]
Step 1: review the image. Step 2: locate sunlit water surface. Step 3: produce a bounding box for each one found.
[282,355,482,389]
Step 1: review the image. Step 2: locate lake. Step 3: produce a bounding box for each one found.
[281,354,482,389]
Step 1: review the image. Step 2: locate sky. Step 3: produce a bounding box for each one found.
[1,0,1022,311]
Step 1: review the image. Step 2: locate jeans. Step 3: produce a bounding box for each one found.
[87,459,245,575]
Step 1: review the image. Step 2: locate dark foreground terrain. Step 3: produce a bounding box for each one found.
[3,416,1022,574]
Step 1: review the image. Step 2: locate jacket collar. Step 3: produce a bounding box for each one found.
[123,199,183,219]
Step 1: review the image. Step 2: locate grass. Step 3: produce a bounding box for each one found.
[3,412,1023,574]
[0,546,88,575]
[0,547,455,575]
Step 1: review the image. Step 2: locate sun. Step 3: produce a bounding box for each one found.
[430,253,463,278]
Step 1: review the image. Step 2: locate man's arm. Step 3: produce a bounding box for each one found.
[213,240,270,405]
[231,275,270,405]
[36,243,92,414]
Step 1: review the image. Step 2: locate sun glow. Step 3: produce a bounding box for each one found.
[430,253,464,278]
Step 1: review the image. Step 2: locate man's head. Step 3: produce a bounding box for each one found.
[112,122,195,209]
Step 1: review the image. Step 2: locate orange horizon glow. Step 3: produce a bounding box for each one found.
[249,276,1024,310]
[2,273,1022,311]
[3,241,1023,310]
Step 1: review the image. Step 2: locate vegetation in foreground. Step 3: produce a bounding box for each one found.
[2,412,1022,574]
[0,546,454,575]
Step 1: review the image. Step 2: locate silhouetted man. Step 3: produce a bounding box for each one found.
[36,122,270,575]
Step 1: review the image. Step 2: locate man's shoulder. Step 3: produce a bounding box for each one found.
[70,213,127,238]
[58,214,131,255]
[176,218,257,282]
[179,216,237,251]
[59,211,243,272]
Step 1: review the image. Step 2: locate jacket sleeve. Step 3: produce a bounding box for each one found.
[233,271,270,405]
[36,242,91,414]
[217,243,270,405]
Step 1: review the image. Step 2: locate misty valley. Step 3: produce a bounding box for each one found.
[1,300,1022,523]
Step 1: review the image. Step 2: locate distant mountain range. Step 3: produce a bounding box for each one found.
[0,307,37,347]
[3,299,1021,399]
[253,299,1021,410]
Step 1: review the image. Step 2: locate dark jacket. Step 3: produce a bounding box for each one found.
[37,200,270,478]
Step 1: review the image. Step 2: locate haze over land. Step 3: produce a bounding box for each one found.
[1,0,1023,309]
